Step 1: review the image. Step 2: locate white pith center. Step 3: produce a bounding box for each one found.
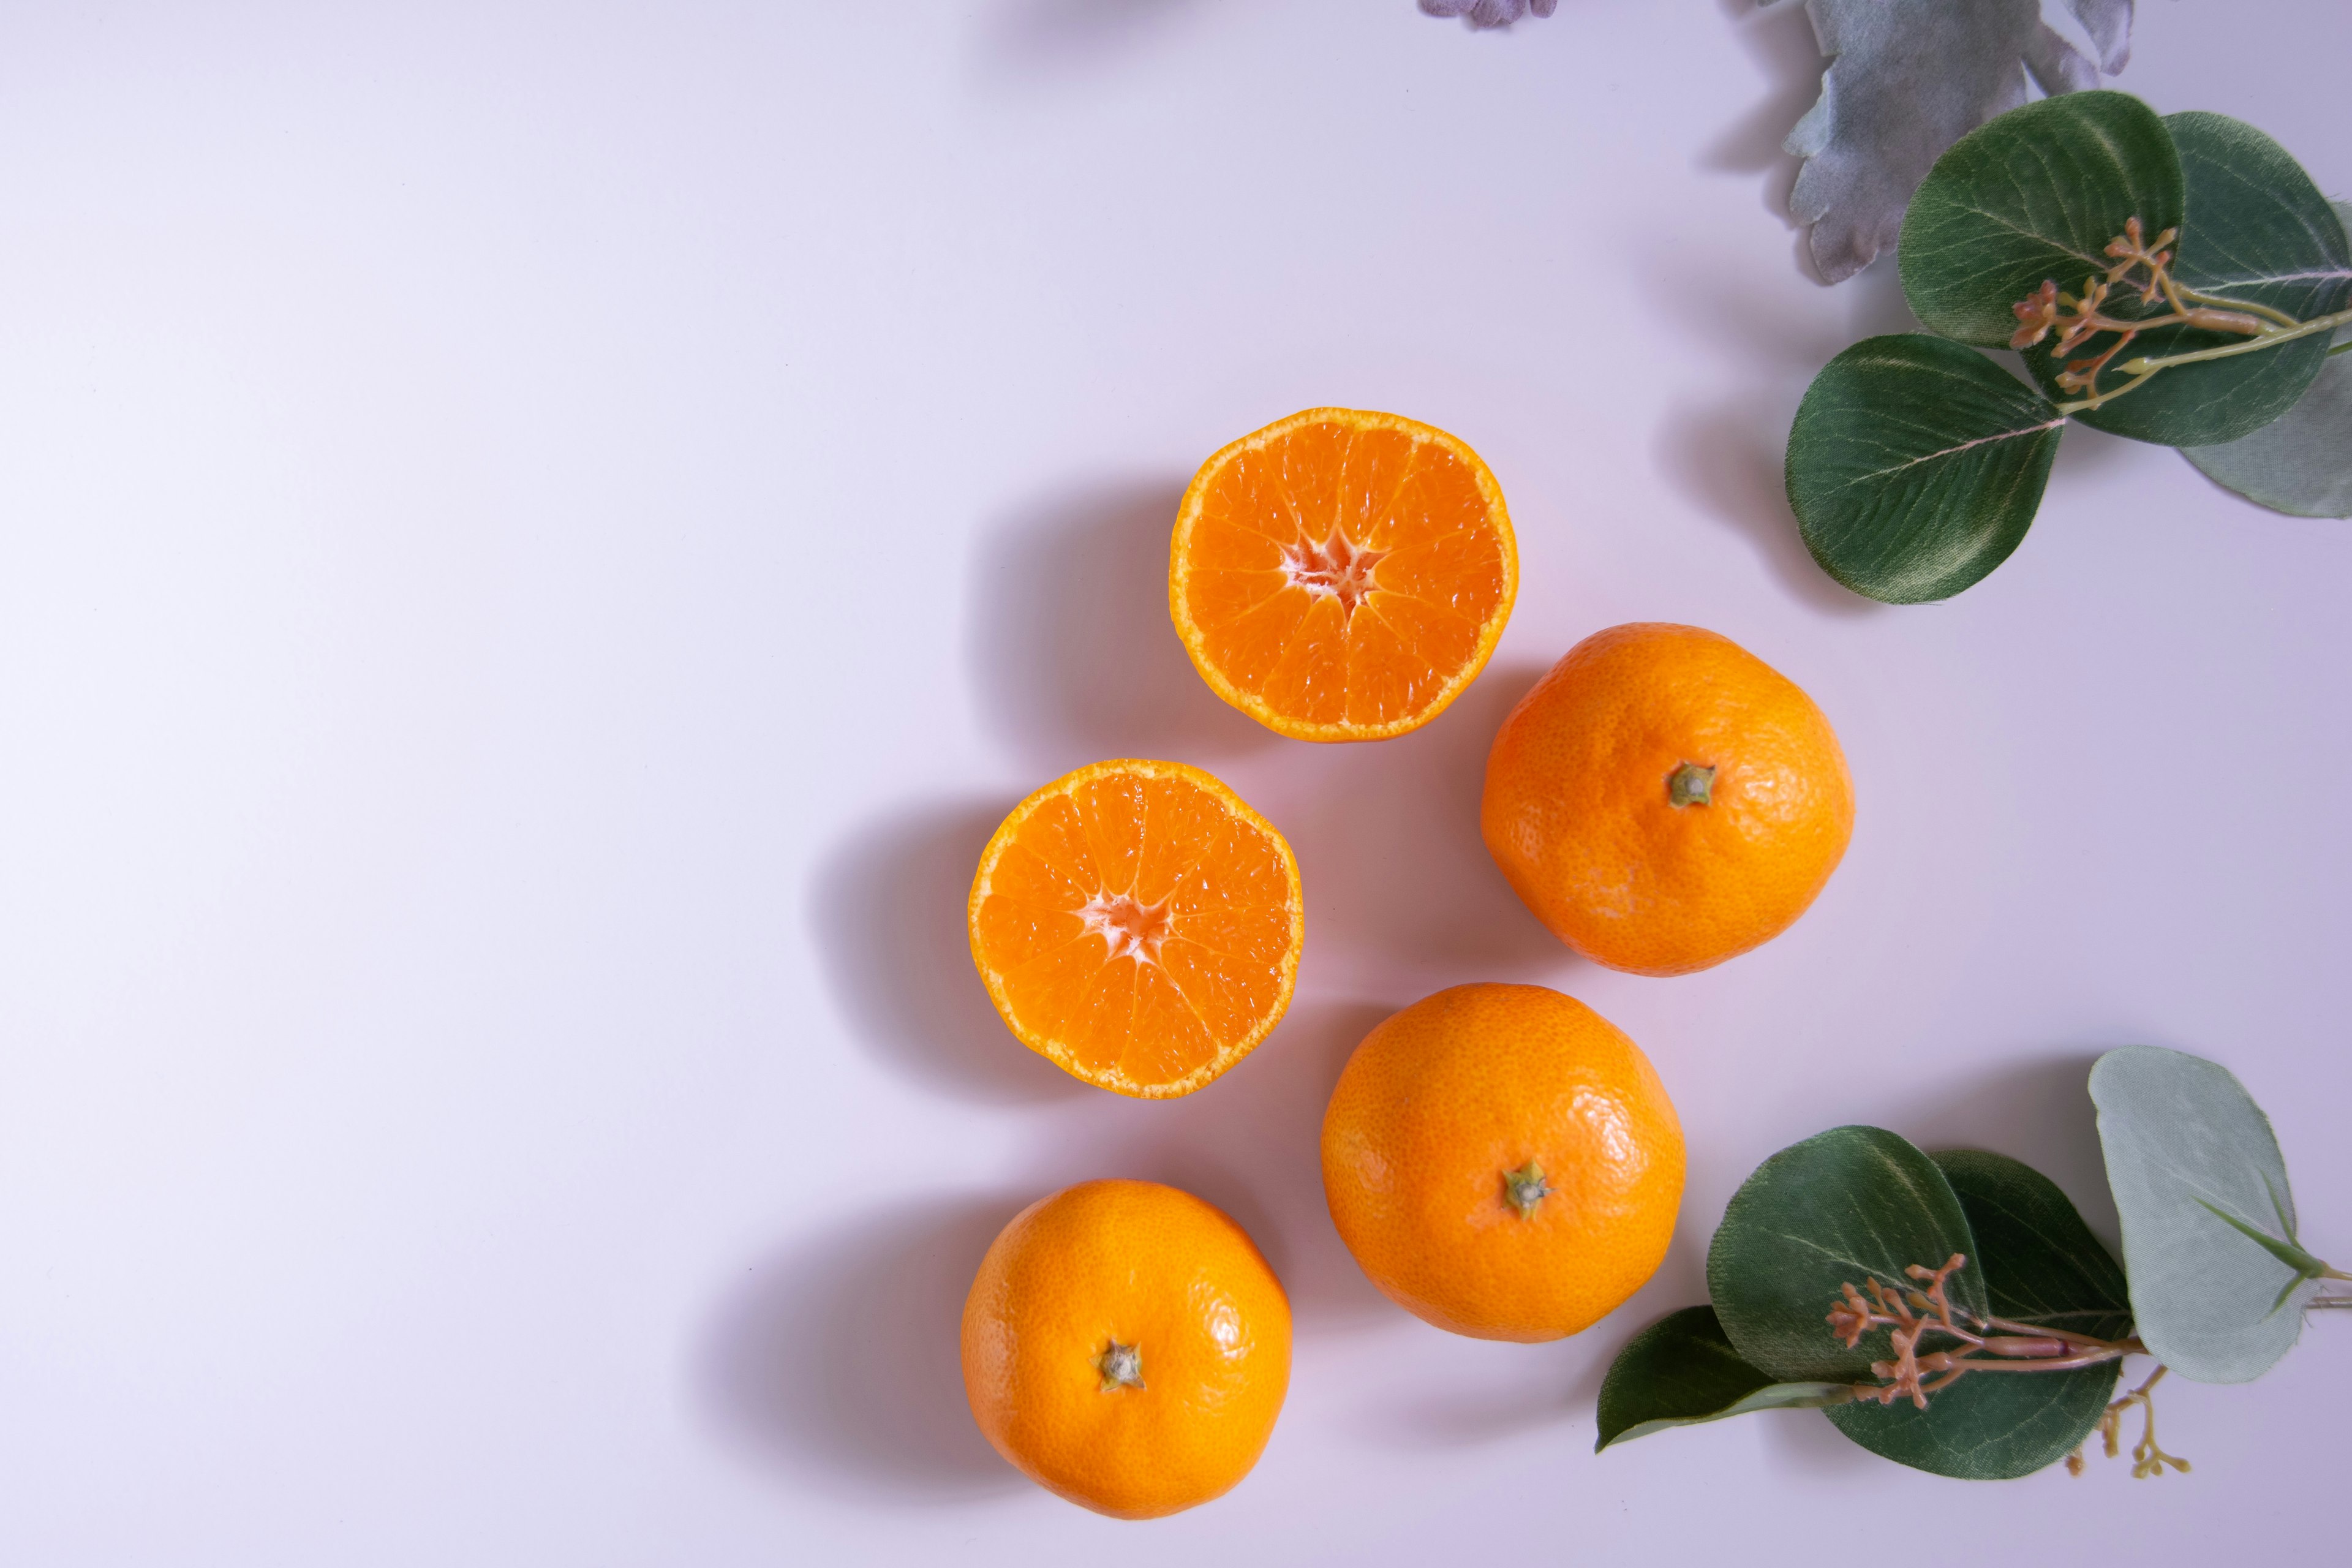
[1281,529,1387,619]
[1077,891,1172,965]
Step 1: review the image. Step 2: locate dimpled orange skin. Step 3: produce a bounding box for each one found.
[1320,984,1684,1343]
[1481,623,1854,977]
[961,1180,1293,1520]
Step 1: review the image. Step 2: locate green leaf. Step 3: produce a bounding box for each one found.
[1825,1150,2127,1479]
[1933,1148,2131,1341]
[2090,1046,2321,1382]
[1786,334,2064,603]
[2029,114,2352,445]
[1706,1125,1983,1383]
[2183,203,2352,515]
[1594,1306,1850,1452]
[1899,91,2182,348]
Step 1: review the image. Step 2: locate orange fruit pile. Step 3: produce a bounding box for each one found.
[954,413,1852,1518]
[1482,622,1853,975]
[1169,408,1517,742]
[967,758,1303,1098]
[962,1180,1292,1520]
[1320,984,1685,1341]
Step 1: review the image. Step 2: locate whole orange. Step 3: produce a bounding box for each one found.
[1481,623,1853,976]
[1319,984,1683,1342]
[961,1179,1292,1519]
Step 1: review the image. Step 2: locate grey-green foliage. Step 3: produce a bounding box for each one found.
[1787,94,2352,603]
[2183,336,2352,516]
[2091,1046,2326,1382]
[1782,0,2135,284]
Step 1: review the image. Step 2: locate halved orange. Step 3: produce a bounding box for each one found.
[1169,408,1518,742]
[968,760,1303,1098]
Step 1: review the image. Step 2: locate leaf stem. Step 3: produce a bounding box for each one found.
[2058,306,2352,414]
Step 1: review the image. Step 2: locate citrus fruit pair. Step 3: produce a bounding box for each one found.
[967,408,1520,1102]
[960,983,1686,1520]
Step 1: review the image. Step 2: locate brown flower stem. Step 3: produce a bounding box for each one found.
[1933,1349,2132,1374]
[1978,1315,2143,1353]
[2014,216,2345,413]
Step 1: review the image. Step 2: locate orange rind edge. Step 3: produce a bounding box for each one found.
[965,758,1305,1099]
[1167,407,1520,744]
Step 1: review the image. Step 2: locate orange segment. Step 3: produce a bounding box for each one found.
[968,760,1303,1098]
[1170,408,1518,742]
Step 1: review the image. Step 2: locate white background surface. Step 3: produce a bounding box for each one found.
[3,2,2348,1562]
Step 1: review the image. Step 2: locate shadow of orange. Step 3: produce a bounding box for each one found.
[698,1194,1031,1503]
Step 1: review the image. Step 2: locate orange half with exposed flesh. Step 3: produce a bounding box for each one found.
[1170,407,1517,742]
[968,759,1303,1097]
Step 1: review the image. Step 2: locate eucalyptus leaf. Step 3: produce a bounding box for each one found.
[2027,113,2351,445]
[1707,1125,1983,1382]
[1825,1149,2126,1477]
[2181,203,2352,514]
[1899,90,2180,347]
[1933,1148,2131,1341]
[1594,1306,1850,1452]
[2090,1046,2321,1383]
[1787,334,2064,603]
[1782,0,2134,284]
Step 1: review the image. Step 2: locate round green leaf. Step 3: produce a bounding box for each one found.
[2183,204,2352,514]
[1787,334,2064,603]
[2028,113,2351,445]
[1594,1305,1849,1453]
[1899,91,2182,348]
[1706,1125,1983,1383]
[2091,1046,2322,1383]
[1932,1148,2131,1341]
[1825,1150,2127,1479]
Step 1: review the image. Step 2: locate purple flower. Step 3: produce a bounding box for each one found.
[1420,0,1557,28]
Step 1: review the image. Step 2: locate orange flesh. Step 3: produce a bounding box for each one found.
[969,760,1303,1098]
[1172,409,1516,741]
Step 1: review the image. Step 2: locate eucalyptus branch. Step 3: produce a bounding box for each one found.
[1825,1254,2142,1411]
[2008,216,2344,417]
[2097,307,2352,391]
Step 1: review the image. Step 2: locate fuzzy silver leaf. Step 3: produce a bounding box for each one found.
[1420,0,1556,28]
[1783,0,2134,284]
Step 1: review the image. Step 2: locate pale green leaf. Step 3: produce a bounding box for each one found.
[2090,1046,2321,1382]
